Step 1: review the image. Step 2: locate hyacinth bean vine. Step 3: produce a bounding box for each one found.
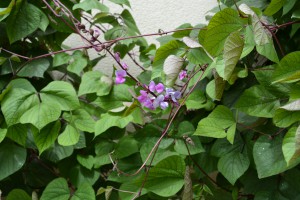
[0,0,300,199]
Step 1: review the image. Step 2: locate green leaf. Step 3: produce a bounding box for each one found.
[78,71,113,96]
[20,102,61,130]
[223,31,244,80]
[40,178,70,200]
[121,9,140,34]
[273,51,300,83]
[174,137,205,155]
[40,81,80,111]
[6,2,48,43]
[69,166,100,187]
[7,189,31,200]
[177,121,195,137]
[95,107,143,136]
[33,121,61,154]
[218,150,250,185]
[256,43,279,63]
[206,72,226,101]
[67,51,88,76]
[93,84,132,111]
[77,155,95,170]
[0,128,6,143]
[109,0,131,7]
[63,109,95,133]
[163,55,184,87]
[253,135,288,178]
[152,40,185,79]
[71,182,96,200]
[17,58,50,78]
[0,0,16,15]
[6,124,30,146]
[283,0,297,15]
[53,53,71,67]
[186,48,212,65]
[203,8,244,57]
[194,105,236,140]
[58,124,80,146]
[0,142,26,181]
[282,126,300,166]
[114,136,139,159]
[73,0,109,12]
[264,0,286,16]
[185,90,208,110]
[143,156,185,197]
[43,143,73,163]
[273,109,300,128]
[235,85,280,118]
[1,88,39,126]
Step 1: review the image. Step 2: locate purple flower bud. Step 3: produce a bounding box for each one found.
[155,83,164,93]
[149,81,156,92]
[93,28,101,38]
[160,101,169,110]
[115,52,120,63]
[122,62,128,70]
[115,69,126,84]
[179,70,187,80]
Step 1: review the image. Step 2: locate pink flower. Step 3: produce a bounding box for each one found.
[93,28,101,38]
[179,70,187,80]
[115,69,126,84]
[149,81,156,92]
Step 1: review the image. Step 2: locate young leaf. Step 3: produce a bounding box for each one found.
[272,51,300,83]
[163,55,184,87]
[121,9,140,34]
[203,8,244,57]
[77,155,95,170]
[40,178,70,200]
[223,31,244,80]
[142,156,185,197]
[282,126,300,166]
[235,85,280,118]
[78,71,112,96]
[194,105,236,139]
[218,150,250,185]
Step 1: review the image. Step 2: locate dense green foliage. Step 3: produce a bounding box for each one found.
[0,0,300,199]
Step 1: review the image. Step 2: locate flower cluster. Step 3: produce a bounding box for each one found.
[137,81,181,110]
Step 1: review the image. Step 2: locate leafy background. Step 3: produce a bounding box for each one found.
[0,0,300,199]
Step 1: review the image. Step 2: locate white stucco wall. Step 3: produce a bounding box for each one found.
[64,1,218,76]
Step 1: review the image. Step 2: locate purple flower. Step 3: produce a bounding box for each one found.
[115,52,120,63]
[93,28,101,38]
[149,81,156,92]
[122,62,128,70]
[165,88,181,102]
[153,94,169,110]
[115,69,126,84]
[137,90,154,110]
[179,70,187,80]
[155,83,164,93]
[148,81,164,93]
